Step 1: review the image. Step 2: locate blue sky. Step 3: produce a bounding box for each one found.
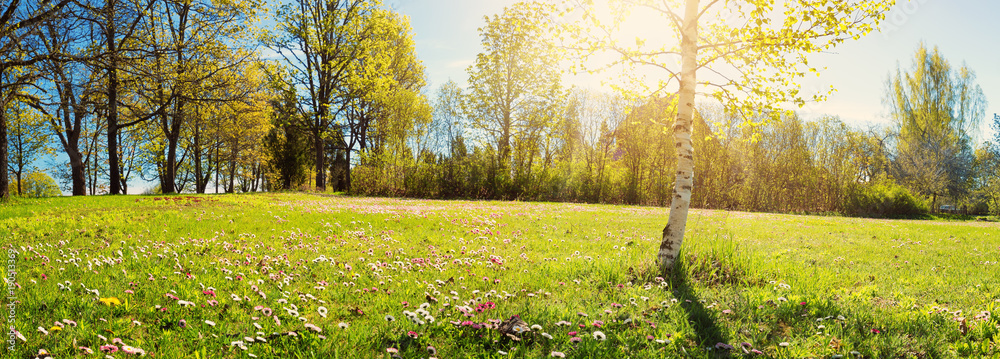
[390,0,999,139]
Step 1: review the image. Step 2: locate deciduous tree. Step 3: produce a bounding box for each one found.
[563,0,894,273]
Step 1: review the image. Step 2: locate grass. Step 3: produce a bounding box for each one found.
[2,193,998,358]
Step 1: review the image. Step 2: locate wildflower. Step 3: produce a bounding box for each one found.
[715,342,733,350]
[530,324,542,331]
[550,352,566,358]
[317,306,328,318]
[205,320,216,327]
[122,345,146,355]
[49,326,61,333]
[99,297,122,306]
[427,346,437,355]
[338,322,349,329]
[407,331,418,339]
[100,345,119,353]
[37,327,48,335]
[568,331,578,336]
[779,342,790,347]
[541,332,553,339]
[386,348,398,354]
[593,331,606,341]
[305,323,322,333]
[79,346,94,354]
[570,336,582,344]
[385,314,396,322]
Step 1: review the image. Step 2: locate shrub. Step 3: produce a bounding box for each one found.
[18,171,62,198]
[843,179,928,217]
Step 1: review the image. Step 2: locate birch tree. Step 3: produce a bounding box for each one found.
[563,0,894,273]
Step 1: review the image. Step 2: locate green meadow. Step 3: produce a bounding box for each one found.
[2,193,999,358]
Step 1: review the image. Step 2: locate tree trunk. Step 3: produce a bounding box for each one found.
[345,148,352,192]
[0,102,8,200]
[69,151,85,195]
[163,133,178,193]
[228,145,236,193]
[106,0,122,195]
[658,0,699,274]
[193,117,206,193]
[314,129,325,190]
[214,144,220,194]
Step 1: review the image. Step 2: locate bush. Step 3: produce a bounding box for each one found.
[842,180,928,217]
[17,172,62,198]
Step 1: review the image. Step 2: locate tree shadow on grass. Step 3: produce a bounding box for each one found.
[667,258,730,354]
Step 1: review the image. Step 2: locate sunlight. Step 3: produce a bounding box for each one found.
[562,0,683,95]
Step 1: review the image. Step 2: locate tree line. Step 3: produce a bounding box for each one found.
[3,1,999,219]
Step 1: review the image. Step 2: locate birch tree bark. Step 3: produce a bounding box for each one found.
[657,0,698,272]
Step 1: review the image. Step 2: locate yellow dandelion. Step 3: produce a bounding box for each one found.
[99,297,122,306]
[49,326,62,332]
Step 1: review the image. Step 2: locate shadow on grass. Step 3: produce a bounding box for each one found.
[667,258,729,351]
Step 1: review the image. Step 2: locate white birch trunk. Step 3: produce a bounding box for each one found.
[658,0,699,274]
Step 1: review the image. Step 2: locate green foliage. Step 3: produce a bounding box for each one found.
[464,1,564,188]
[263,87,313,191]
[16,171,62,198]
[842,179,929,217]
[885,43,985,205]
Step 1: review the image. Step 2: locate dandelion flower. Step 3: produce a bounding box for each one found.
[99,297,122,306]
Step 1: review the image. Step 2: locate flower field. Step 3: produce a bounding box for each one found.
[2,193,999,358]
